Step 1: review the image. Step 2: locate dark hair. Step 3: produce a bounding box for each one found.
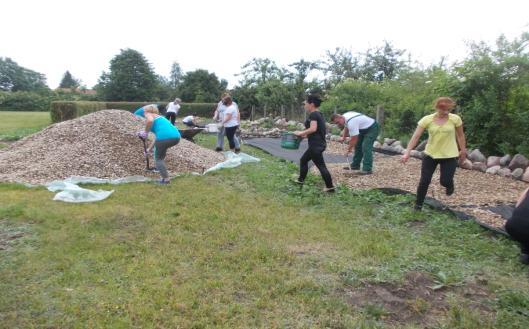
[330,113,341,122]
[306,94,322,107]
[192,113,197,116]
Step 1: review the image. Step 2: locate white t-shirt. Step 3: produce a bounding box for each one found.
[216,101,238,122]
[223,104,239,128]
[182,115,194,123]
[166,102,180,114]
[343,111,375,136]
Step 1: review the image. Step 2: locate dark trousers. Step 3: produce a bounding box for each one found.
[299,146,334,188]
[505,209,529,254]
[165,112,176,125]
[225,126,239,150]
[154,138,180,179]
[416,155,458,208]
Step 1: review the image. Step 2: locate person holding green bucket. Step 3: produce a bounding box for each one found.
[293,94,335,192]
[331,111,379,175]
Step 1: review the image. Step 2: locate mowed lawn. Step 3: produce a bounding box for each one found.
[0,111,51,142]
[1,114,529,328]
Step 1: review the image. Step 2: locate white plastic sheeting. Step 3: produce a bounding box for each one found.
[41,152,259,203]
[203,151,260,174]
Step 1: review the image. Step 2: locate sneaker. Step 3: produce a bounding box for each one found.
[215,147,223,152]
[156,179,170,185]
[446,186,455,196]
[234,148,241,154]
[291,178,304,185]
[342,166,360,171]
[519,253,529,265]
[323,186,336,193]
[355,171,373,175]
[414,204,422,211]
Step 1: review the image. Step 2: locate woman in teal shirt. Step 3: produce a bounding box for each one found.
[134,105,181,184]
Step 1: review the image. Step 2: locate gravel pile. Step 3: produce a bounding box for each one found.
[0,110,224,184]
[322,141,528,231]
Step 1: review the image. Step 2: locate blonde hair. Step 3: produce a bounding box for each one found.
[433,97,456,110]
[174,98,181,103]
[143,104,159,115]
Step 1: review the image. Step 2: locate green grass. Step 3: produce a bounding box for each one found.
[0,111,51,141]
[1,130,529,327]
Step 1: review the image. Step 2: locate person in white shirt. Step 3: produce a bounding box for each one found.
[182,114,203,128]
[221,96,241,153]
[165,98,181,125]
[331,111,379,174]
[213,93,240,152]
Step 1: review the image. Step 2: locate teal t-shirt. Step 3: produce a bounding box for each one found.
[151,116,180,140]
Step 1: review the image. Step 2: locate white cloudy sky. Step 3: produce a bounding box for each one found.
[2,0,528,89]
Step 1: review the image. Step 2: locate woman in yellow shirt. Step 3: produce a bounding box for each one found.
[402,97,467,210]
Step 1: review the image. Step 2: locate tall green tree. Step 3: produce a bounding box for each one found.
[238,58,284,85]
[0,57,48,92]
[95,49,158,101]
[169,62,183,90]
[58,70,80,89]
[322,47,362,86]
[178,69,227,102]
[361,41,408,82]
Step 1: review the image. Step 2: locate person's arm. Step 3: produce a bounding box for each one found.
[401,125,425,163]
[455,124,467,163]
[345,135,359,154]
[144,113,154,133]
[294,120,317,138]
[339,127,349,142]
[516,188,529,207]
[147,136,156,153]
[223,113,232,125]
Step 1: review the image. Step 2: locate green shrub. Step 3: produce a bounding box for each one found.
[0,91,50,111]
[50,101,106,123]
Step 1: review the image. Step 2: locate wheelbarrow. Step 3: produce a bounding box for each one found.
[180,128,205,143]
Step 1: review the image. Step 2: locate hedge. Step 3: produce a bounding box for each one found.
[50,101,217,123]
[0,91,50,111]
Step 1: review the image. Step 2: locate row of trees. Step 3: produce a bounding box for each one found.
[2,32,529,155]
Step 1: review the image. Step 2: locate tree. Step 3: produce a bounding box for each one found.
[95,49,158,101]
[322,48,362,86]
[169,62,184,90]
[58,70,80,89]
[238,58,284,85]
[0,57,48,92]
[362,41,407,81]
[178,69,227,102]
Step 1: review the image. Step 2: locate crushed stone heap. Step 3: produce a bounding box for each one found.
[0,110,224,184]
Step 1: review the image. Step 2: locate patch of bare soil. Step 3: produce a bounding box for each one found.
[340,271,494,328]
[0,223,25,251]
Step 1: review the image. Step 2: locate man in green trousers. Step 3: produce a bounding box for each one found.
[331,111,379,175]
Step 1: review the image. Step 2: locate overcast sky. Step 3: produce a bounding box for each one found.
[2,0,528,89]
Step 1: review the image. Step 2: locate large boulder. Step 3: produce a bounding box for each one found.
[384,138,396,146]
[500,154,512,167]
[392,141,402,147]
[472,162,487,173]
[498,168,512,178]
[469,149,486,163]
[508,154,529,171]
[410,150,424,159]
[415,140,428,152]
[512,168,524,180]
[486,165,501,175]
[523,167,529,183]
[392,145,405,154]
[486,156,501,168]
[373,141,382,148]
[460,159,473,170]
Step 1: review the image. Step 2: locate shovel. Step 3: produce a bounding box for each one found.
[138,136,156,171]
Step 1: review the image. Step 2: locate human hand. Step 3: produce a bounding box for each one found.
[401,151,410,163]
[458,150,467,164]
[137,131,148,140]
[293,131,302,137]
[338,136,346,143]
[217,122,224,129]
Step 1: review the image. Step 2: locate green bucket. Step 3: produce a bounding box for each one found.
[280,132,302,149]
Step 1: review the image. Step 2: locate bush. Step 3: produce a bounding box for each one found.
[0,91,50,111]
[50,101,106,123]
[50,101,217,123]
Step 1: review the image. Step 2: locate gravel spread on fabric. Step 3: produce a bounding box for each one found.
[0,110,224,184]
[320,141,528,231]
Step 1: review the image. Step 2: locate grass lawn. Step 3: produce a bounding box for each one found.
[1,118,529,328]
[0,111,51,141]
